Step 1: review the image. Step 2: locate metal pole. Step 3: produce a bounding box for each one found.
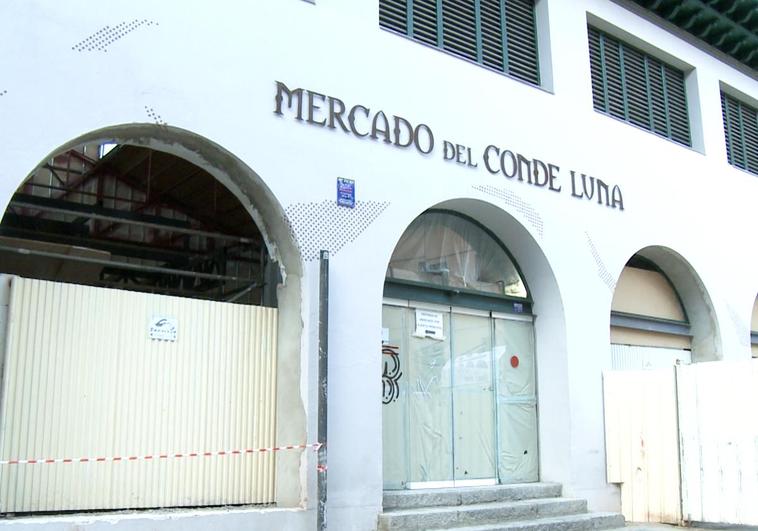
[317,250,329,531]
[9,198,254,244]
[225,281,260,303]
[0,244,249,283]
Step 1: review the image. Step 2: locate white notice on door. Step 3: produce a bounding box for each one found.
[413,309,445,340]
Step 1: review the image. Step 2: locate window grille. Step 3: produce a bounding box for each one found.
[379,0,540,86]
[721,91,758,176]
[588,26,691,147]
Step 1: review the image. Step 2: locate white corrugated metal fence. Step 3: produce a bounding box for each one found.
[0,276,278,512]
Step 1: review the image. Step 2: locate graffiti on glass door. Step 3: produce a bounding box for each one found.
[382,344,403,404]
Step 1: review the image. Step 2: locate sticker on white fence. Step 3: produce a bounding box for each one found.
[149,315,178,341]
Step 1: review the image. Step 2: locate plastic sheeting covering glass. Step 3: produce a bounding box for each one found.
[382,305,410,489]
[386,212,527,298]
[494,319,538,483]
[408,312,454,483]
[382,305,537,488]
[452,313,496,481]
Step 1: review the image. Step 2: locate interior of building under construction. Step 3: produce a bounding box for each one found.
[0,142,277,307]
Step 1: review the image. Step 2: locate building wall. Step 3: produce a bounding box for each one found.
[0,1,756,530]
[611,267,686,322]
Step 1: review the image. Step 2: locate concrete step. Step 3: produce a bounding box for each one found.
[383,483,564,510]
[425,512,626,531]
[605,526,695,531]
[377,497,588,530]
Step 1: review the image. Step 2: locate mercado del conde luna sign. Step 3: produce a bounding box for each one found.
[274,81,624,211]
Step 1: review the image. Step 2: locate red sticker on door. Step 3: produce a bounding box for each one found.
[510,355,519,368]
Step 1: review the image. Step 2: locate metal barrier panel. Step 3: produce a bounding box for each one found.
[610,344,691,370]
[603,368,681,523]
[0,276,277,512]
[678,360,758,526]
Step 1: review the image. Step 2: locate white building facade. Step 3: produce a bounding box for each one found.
[0,0,756,530]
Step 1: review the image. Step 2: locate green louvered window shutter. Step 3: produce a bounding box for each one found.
[721,92,758,176]
[379,0,540,86]
[588,26,691,147]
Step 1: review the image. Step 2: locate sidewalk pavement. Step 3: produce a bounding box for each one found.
[621,523,758,530]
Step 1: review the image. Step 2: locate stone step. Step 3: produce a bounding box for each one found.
[425,512,626,531]
[378,497,588,531]
[383,483,563,510]
[605,526,684,530]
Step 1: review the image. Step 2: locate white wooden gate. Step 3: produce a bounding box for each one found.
[0,276,278,512]
[604,360,758,526]
[677,361,758,525]
[603,368,681,524]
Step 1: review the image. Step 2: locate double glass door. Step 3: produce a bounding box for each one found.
[382,302,538,489]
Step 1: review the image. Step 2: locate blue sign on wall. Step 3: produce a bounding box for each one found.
[337,177,355,208]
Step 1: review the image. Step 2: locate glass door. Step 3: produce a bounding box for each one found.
[407,308,453,486]
[494,317,538,483]
[382,303,537,489]
[382,304,410,489]
[451,311,496,484]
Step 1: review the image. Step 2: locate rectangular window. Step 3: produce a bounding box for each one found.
[721,91,758,176]
[588,26,691,147]
[379,0,540,86]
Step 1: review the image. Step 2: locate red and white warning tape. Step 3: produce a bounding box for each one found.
[0,443,322,466]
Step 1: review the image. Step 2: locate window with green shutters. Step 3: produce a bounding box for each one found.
[588,26,691,147]
[379,0,540,86]
[721,91,758,176]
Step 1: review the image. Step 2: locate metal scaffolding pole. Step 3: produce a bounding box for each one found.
[0,244,250,283]
[10,194,253,244]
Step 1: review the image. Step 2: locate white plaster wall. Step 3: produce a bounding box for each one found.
[0,0,756,529]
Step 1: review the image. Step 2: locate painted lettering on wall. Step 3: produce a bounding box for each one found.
[274,81,624,211]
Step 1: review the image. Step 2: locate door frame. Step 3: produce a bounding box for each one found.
[382,297,536,489]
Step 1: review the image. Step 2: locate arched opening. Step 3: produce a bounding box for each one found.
[0,127,304,514]
[381,209,538,489]
[0,143,277,305]
[751,295,758,358]
[609,248,719,368]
